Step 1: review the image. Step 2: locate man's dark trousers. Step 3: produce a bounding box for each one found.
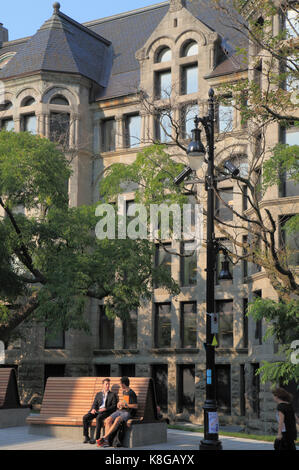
[83,410,111,440]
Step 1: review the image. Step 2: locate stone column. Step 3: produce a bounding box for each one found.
[167,359,177,420]
[115,115,124,150]
[114,317,123,350]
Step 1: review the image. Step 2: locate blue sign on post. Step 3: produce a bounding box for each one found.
[207,369,212,385]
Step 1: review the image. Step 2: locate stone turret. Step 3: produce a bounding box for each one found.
[0,23,8,48]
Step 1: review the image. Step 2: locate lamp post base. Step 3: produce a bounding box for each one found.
[199,439,222,450]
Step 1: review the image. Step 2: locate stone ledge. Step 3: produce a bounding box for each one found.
[0,408,31,428]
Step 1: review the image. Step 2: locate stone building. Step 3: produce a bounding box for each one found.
[0,1,298,434]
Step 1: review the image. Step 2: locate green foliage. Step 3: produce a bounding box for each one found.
[248,297,299,384]
[263,141,299,190]
[0,136,180,341]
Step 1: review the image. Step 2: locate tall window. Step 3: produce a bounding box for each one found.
[181,103,198,139]
[216,300,233,348]
[181,64,198,95]
[22,114,37,134]
[125,114,141,148]
[253,290,262,345]
[243,298,248,348]
[99,305,114,349]
[177,364,195,413]
[215,188,233,221]
[154,303,171,348]
[180,302,197,348]
[155,70,171,100]
[101,118,116,152]
[279,125,299,197]
[123,310,138,349]
[251,363,260,417]
[155,243,172,277]
[151,364,168,412]
[218,100,233,133]
[180,241,197,286]
[280,214,299,266]
[50,112,70,146]
[215,365,231,414]
[1,118,14,131]
[155,111,172,143]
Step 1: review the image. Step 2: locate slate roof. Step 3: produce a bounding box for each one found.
[0,1,248,99]
[0,8,112,87]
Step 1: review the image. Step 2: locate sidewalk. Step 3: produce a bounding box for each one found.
[0,426,275,450]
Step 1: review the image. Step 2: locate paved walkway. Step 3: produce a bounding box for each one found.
[0,426,275,450]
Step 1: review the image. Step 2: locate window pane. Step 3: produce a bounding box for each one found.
[181,302,197,348]
[156,112,172,143]
[182,104,198,139]
[126,115,141,148]
[216,365,231,413]
[280,215,299,266]
[50,113,70,145]
[281,127,299,196]
[183,41,198,57]
[152,364,168,412]
[177,364,195,413]
[101,118,116,152]
[285,9,299,39]
[216,188,233,221]
[45,327,65,349]
[156,70,171,99]
[23,115,37,134]
[219,104,233,132]
[216,300,233,348]
[2,118,14,131]
[181,242,197,286]
[50,95,69,106]
[181,65,198,95]
[155,303,171,348]
[157,47,171,63]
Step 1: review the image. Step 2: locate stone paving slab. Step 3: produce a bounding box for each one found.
[0,426,276,451]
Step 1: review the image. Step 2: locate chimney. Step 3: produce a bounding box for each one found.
[0,23,9,48]
[169,0,186,12]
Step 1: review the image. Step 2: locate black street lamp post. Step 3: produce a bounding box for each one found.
[177,88,238,450]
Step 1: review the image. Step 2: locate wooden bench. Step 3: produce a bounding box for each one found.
[27,377,167,447]
[0,368,30,427]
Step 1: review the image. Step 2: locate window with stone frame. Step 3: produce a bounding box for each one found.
[44,326,65,349]
[181,63,198,95]
[124,114,141,148]
[279,124,299,197]
[101,117,116,152]
[22,114,37,134]
[215,299,234,348]
[155,69,172,100]
[215,364,231,414]
[180,241,197,287]
[180,301,197,348]
[181,103,198,140]
[151,364,168,412]
[279,214,299,266]
[155,109,172,143]
[215,187,233,222]
[156,47,172,63]
[50,112,70,146]
[218,97,233,133]
[1,117,14,131]
[177,364,195,414]
[154,302,171,348]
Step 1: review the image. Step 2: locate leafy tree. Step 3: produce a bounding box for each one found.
[0,131,179,343]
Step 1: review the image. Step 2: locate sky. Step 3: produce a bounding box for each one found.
[1,0,165,41]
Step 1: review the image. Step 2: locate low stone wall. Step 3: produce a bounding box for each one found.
[0,408,31,428]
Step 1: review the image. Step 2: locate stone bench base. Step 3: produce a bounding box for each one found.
[28,421,167,448]
[0,408,31,428]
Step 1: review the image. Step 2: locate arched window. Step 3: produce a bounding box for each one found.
[21,97,35,107]
[156,47,172,63]
[182,41,198,57]
[0,100,12,111]
[50,95,69,106]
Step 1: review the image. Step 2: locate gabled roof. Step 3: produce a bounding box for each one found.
[0,5,112,87]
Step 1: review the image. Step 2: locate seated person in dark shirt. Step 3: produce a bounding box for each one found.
[97,376,137,447]
[82,378,118,444]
